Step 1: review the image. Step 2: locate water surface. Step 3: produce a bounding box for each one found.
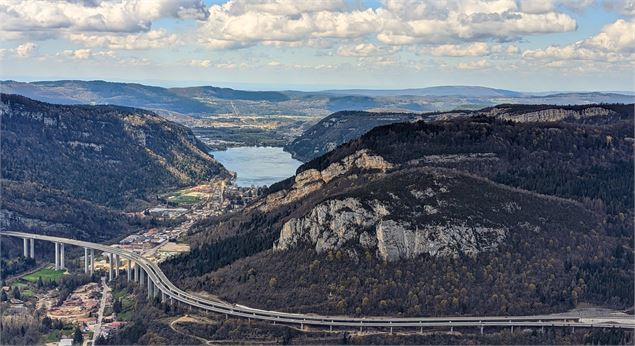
[209,146,302,187]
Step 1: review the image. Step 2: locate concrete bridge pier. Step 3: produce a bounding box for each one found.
[54,242,59,270]
[134,264,140,283]
[23,238,28,257]
[90,249,95,275]
[108,253,113,281]
[127,260,131,282]
[59,243,64,269]
[147,276,153,299]
[114,255,119,278]
[84,248,89,273]
[140,268,145,287]
[29,239,34,258]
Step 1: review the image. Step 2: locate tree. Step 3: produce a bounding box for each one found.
[1,290,7,302]
[12,286,21,300]
[41,316,52,331]
[73,326,84,345]
[113,299,122,314]
[268,277,277,289]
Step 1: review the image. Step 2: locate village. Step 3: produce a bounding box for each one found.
[1,180,262,345]
[118,180,262,263]
[2,268,127,346]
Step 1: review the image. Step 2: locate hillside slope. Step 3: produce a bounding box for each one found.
[286,103,634,162]
[1,94,230,239]
[163,114,633,317]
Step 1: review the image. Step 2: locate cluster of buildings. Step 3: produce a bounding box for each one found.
[115,182,262,264]
[47,283,100,323]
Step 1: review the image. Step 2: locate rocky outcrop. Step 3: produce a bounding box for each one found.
[483,106,617,123]
[274,194,508,262]
[251,149,393,212]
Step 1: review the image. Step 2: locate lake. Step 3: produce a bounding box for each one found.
[209,146,302,187]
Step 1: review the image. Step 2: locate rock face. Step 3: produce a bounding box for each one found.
[271,166,538,262]
[274,196,507,262]
[251,149,393,212]
[483,106,617,123]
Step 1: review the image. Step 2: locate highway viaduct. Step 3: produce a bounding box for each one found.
[2,231,634,335]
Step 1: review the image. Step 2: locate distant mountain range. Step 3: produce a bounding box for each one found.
[1,80,632,119]
[320,85,524,97]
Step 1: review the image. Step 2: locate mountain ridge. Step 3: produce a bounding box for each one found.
[1,93,230,240]
[2,80,632,118]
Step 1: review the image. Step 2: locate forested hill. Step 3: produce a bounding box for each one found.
[285,103,633,162]
[163,111,633,318]
[0,94,230,240]
[302,114,633,217]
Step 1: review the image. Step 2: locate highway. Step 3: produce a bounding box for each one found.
[2,231,634,333]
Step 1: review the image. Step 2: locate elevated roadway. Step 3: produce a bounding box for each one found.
[2,231,634,333]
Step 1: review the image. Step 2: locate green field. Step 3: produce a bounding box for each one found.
[112,287,135,321]
[22,267,65,283]
[167,194,200,205]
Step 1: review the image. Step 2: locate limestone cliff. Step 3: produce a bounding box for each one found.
[250,149,393,213]
[271,165,589,262]
[482,106,617,123]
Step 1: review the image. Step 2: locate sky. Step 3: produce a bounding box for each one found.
[0,0,633,91]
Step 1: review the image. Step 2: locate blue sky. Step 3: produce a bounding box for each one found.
[0,0,633,91]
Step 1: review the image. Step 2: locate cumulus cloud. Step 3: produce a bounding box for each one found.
[520,0,555,14]
[523,19,635,63]
[190,59,211,67]
[66,29,179,50]
[430,42,490,56]
[559,0,596,12]
[0,0,208,41]
[336,43,399,57]
[67,48,91,59]
[603,0,635,16]
[457,59,490,69]
[15,42,37,57]
[196,0,577,49]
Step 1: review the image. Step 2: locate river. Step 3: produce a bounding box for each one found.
[209,146,302,187]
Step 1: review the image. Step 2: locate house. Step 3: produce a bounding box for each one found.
[58,338,73,346]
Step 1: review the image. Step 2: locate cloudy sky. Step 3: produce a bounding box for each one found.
[0,0,633,91]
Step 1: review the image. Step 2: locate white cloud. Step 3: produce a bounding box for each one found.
[430,42,490,56]
[602,0,635,16]
[61,48,92,59]
[66,30,179,50]
[520,0,555,14]
[15,42,36,57]
[0,0,208,37]
[190,59,211,67]
[559,0,596,12]
[523,19,635,63]
[336,43,399,57]
[457,59,490,69]
[196,0,577,49]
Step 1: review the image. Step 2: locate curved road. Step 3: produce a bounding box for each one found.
[2,231,634,332]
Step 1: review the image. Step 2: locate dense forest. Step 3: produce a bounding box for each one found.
[163,110,634,318]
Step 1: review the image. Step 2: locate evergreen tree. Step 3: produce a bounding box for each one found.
[73,327,83,345]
